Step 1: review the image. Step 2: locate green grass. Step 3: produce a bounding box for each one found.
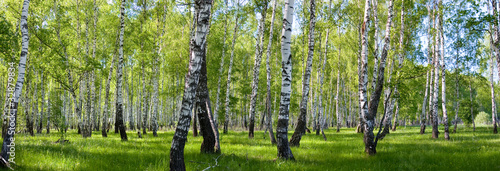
[4,125,500,171]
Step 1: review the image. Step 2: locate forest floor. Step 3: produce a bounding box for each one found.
[5,125,500,170]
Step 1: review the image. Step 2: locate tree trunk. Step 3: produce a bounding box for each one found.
[470,82,475,131]
[431,2,440,139]
[290,0,315,147]
[195,36,218,153]
[370,0,380,94]
[266,2,278,141]
[102,30,119,138]
[114,0,128,141]
[24,71,34,136]
[277,0,295,160]
[169,0,213,170]
[491,0,499,134]
[249,1,268,138]
[213,0,230,128]
[439,0,449,140]
[319,17,329,140]
[0,0,30,166]
[224,1,240,134]
[391,1,405,133]
[91,0,99,133]
[365,0,394,155]
[359,0,372,154]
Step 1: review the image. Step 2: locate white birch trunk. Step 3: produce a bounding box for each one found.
[265,0,278,144]
[249,1,268,138]
[115,0,127,141]
[290,0,316,147]
[0,0,30,165]
[170,0,213,170]
[224,1,240,133]
[214,0,229,127]
[277,0,295,160]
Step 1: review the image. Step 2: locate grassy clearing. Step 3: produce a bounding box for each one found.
[4,125,500,171]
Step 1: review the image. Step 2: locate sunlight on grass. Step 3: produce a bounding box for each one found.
[4,126,500,170]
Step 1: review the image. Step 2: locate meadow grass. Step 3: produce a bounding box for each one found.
[4,125,499,171]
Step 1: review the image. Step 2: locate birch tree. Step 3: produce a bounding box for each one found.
[438,0,449,140]
[290,0,316,147]
[169,0,213,170]
[277,0,295,160]
[114,0,128,141]
[0,0,30,167]
[224,0,240,134]
[491,0,499,134]
[265,0,278,144]
[248,0,268,138]
[214,0,229,127]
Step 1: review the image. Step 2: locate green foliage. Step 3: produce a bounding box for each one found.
[475,111,491,125]
[458,98,479,125]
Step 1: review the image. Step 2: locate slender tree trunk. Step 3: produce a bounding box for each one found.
[491,0,499,134]
[470,82,475,131]
[439,0,449,140]
[359,0,372,154]
[213,0,229,127]
[249,1,268,138]
[391,2,405,132]
[365,0,394,155]
[420,67,430,134]
[277,0,295,160]
[431,1,440,139]
[91,0,99,133]
[114,0,128,141]
[224,1,240,134]
[264,0,277,145]
[102,30,119,137]
[24,71,34,136]
[319,19,329,140]
[289,0,315,147]
[38,72,44,134]
[427,5,435,126]
[370,0,379,94]
[0,0,30,166]
[169,0,213,170]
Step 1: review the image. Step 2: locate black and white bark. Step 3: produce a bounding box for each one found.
[439,0,449,140]
[370,0,380,93]
[431,1,440,139]
[265,0,278,144]
[213,0,229,127]
[224,0,240,134]
[359,0,372,154]
[115,0,128,141]
[364,0,394,155]
[102,30,119,137]
[249,0,268,138]
[289,0,315,147]
[169,0,213,170]
[0,0,30,166]
[277,0,295,160]
[491,0,499,134]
